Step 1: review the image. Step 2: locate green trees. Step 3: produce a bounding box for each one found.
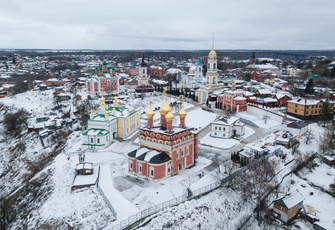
[319,100,333,125]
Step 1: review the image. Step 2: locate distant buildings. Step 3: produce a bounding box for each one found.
[135,54,154,97]
[86,61,119,95]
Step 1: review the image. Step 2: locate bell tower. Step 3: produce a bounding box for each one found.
[206,34,218,88]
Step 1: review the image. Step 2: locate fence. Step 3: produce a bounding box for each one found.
[96,166,117,222]
[111,180,221,230]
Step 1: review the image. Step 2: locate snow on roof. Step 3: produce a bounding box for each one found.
[275,189,304,209]
[212,116,239,126]
[288,98,321,105]
[135,147,150,158]
[144,150,161,162]
[257,89,272,94]
[263,98,278,103]
[76,162,93,170]
[233,96,246,101]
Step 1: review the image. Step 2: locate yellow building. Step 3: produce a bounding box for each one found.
[287,98,334,120]
[82,95,140,149]
[195,35,218,104]
[110,96,141,139]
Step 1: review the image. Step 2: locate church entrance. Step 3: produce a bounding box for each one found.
[178,162,183,170]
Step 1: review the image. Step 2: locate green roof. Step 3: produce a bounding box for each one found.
[103,61,107,65]
[82,128,109,136]
[308,74,321,78]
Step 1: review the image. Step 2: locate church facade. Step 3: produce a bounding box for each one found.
[82,95,140,149]
[86,61,119,95]
[127,97,199,180]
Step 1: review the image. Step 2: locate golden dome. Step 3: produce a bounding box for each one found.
[90,109,93,115]
[98,106,101,112]
[165,109,174,122]
[100,95,105,105]
[178,107,187,118]
[209,49,217,58]
[146,105,154,118]
[105,110,108,117]
[160,98,170,115]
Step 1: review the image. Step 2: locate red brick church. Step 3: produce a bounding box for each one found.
[127,96,199,180]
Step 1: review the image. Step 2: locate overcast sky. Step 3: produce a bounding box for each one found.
[1,0,334,50]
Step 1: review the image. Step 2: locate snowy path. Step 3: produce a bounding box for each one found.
[99,165,139,224]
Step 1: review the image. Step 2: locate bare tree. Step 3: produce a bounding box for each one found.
[236,157,277,221]
[213,160,240,189]
[319,130,335,156]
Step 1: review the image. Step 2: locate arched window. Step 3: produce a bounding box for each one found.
[213,63,216,69]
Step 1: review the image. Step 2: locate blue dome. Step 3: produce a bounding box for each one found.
[197,58,202,66]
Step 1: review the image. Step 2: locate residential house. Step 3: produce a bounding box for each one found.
[273,189,304,223]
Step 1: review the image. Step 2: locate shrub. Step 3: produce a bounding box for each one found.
[3,109,29,137]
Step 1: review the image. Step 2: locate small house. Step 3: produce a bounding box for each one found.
[273,189,304,223]
[210,116,245,139]
[75,162,93,175]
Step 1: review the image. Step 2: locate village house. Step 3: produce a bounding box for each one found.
[127,96,198,180]
[210,116,245,138]
[46,78,65,86]
[287,98,334,120]
[274,130,297,148]
[273,189,304,223]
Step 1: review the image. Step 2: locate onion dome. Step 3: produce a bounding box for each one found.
[165,109,174,122]
[178,106,187,119]
[100,95,105,105]
[105,110,109,117]
[146,105,154,119]
[98,106,101,112]
[90,109,93,115]
[209,49,217,58]
[103,61,107,65]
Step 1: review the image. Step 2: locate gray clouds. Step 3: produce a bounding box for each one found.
[0,0,334,50]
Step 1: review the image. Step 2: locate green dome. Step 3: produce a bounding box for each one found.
[103,61,107,65]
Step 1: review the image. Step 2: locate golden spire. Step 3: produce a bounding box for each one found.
[100,94,105,105]
[146,97,154,118]
[165,108,174,122]
[178,96,187,118]
[98,106,101,112]
[90,105,93,115]
[209,33,217,58]
[113,107,116,113]
[105,110,108,117]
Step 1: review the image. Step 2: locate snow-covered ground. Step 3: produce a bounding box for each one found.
[200,133,239,149]
[0,89,55,115]
[185,108,219,130]
[237,110,282,128]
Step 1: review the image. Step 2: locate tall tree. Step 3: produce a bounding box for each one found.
[305,78,314,94]
[319,100,333,125]
[236,157,276,221]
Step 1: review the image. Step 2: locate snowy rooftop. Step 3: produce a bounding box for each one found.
[274,189,304,209]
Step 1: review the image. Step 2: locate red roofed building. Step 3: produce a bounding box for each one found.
[128,97,199,180]
[218,81,247,112]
